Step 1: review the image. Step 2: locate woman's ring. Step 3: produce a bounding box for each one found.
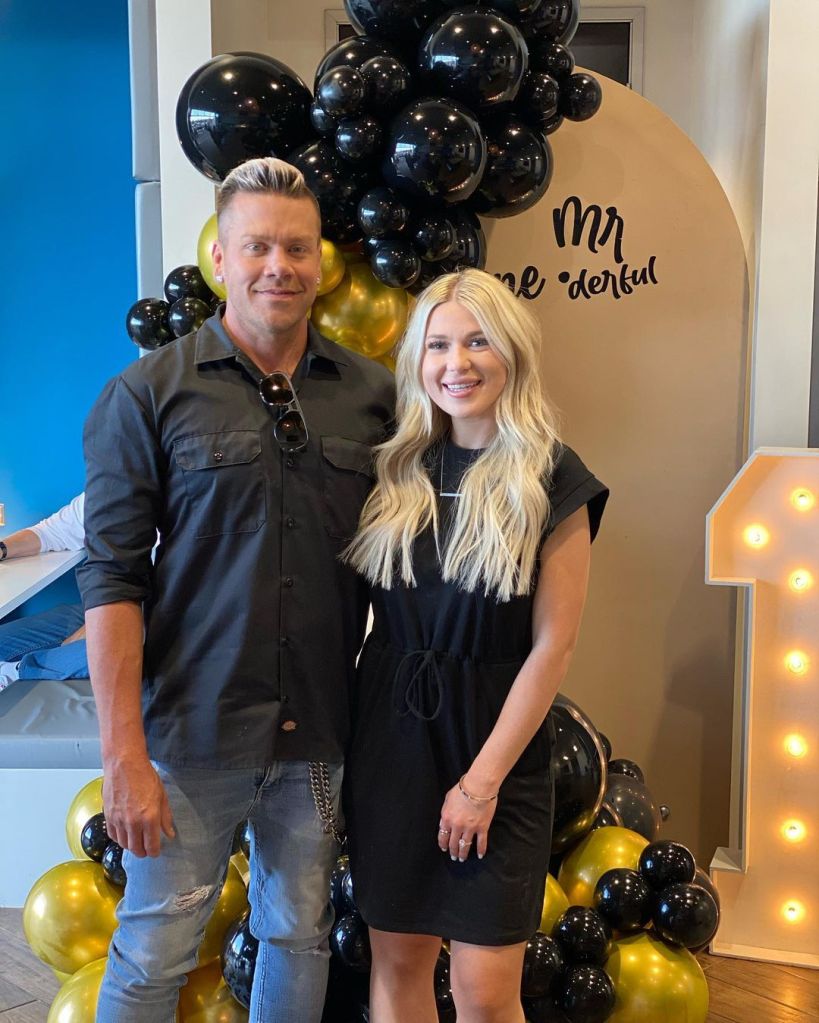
[439,827,451,835]
[458,838,472,846]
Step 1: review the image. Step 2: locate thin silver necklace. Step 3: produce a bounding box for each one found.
[438,438,460,498]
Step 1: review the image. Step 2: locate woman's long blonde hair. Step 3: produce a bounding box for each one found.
[345,269,561,601]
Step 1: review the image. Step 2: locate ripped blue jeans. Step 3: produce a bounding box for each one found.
[96,760,342,1023]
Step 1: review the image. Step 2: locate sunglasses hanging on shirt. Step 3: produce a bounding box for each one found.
[259,371,309,453]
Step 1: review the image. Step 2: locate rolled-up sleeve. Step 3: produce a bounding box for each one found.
[77,374,164,611]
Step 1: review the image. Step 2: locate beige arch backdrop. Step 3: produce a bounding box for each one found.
[484,75,748,863]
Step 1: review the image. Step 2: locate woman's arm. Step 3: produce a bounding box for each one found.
[437,506,592,860]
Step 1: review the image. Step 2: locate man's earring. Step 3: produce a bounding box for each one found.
[215,274,224,283]
[316,276,321,284]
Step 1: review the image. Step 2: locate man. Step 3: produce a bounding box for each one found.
[0,493,87,689]
[79,158,394,1023]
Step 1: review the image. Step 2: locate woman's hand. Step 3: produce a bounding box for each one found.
[437,779,497,861]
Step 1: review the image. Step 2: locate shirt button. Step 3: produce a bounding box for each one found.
[213,451,223,462]
[283,576,294,588]
[286,456,295,468]
[280,720,298,732]
[280,636,289,647]
[286,517,296,529]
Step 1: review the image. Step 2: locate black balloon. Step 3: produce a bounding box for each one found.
[639,841,696,890]
[222,911,258,1009]
[311,98,339,137]
[371,240,422,289]
[559,73,603,122]
[660,804,671,822]
[342,869,356,914]
[419,7,528,111]
[553,907,610,966]
[344,0,442,49]
[315,35,396,87]
[383,98,486,203]
[101,842,127,887]
[126,298,173,351]
[80,813,109,863]
[694,867,720,910]
[438,207,487,272]
[317,66,367,119]
[558,965,616,1023]
[232,820,251,857]
[593,868,653,932]
[529,40,575,81]
[289,139,366,244]
[517,72,560,131]
[336,117,385,163]
[547,695,607,853]
[358,187,411,237]
[598,733,612,762]
[470,118,553,218]
[169,297,211,338]
[603,775,660,842]
[521,933,563,999]
[360,55,413,115]
[330,854,355,915]
[434,946,456,1018]
[523,996,571,1022]
[412,211,456,261]
[608,759,645,784]
[330,913,372,972]
[164,264,213,304]
[653,882,719,950]
[177,52,313,182]
[590,805,622,831]
[518,0,580,45]
[490,0,543,18]
[543,112,564,135]
[408,258,448,295]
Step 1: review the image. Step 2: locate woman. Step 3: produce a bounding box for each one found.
[344,269,608,1023]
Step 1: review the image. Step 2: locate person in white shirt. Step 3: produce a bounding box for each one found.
[0,494,87,689]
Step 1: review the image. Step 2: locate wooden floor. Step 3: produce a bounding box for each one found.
[1,908,817,1021]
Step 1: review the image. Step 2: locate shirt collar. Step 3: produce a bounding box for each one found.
[194,312,349,371]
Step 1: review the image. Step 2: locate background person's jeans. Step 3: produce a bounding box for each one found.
[96,759,343,1023]
[0,603,87,688]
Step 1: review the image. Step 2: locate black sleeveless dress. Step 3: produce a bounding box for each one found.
[345,441,608,945]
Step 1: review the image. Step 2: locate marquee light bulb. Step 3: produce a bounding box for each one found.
[781,819,807,843]
[788,569,813,592]
[785,650,810,675]
[784,734,809,758]
[782,900,806,924]
[791,488,815,511]
[743,523,770,548]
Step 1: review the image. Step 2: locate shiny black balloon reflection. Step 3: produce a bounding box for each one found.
[336,117,384,163]
[315,35,396,87]
[317,66,367,119]
[653,882,719,950]
[80,813,109,863]
[434,946,456,1017]
[607,758,644,784]
[558,965,616,1023]
[169,297,211,338]
[603,775,660,842]
[358,187,410,237]
[102,842,127,887]
[330,854,355,916]
[383,98,486,203]
[639,841,696,890]
[419,7,529,111]
[290,139,366,244]
[553,908,610,966]
[330,913,372,972]
[164,264,213,305]
[518,0,580,45]
[222,911,258,1009]
[177,52,313,182]
[523,996,571,1023]
[517,72,560,131]
[547,696,607,853]
[590,804,622,831]
[126,298,173,351]
[593,868,653,932]
[412,211,456,261]
[559,73,603,122]
[232,820,251,857]
[407,258,447,295]
[543,112,564,135]
[521,933,563,999]
[344,0,443,49]
[360,55,413,115]
[470,118,553,218]
[529,41,575,81]
[438,207,487,272]
[311,98,338,137]
[598,733,612,762]
[372,240,421,289]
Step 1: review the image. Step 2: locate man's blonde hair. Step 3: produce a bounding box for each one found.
[216,157,321,230]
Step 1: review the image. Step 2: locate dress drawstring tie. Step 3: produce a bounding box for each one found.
[392,649,446,721]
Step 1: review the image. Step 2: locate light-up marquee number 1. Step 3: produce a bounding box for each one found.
[706,449,818,968]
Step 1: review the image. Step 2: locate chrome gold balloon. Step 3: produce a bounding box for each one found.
[375,351,396,373]
[197,862,249,966]
[605,932,709,1022]
[318,239,347,296]
[230,851,250,887]
[65,777,103,860]
[23,861,120,974]
[46,957,108,1023]
[178,960,249,1022]
[197,214,226,300]
[311,261,409,359]
[51,966,73,985]
[558,827,648,907]
[539,873,570,936]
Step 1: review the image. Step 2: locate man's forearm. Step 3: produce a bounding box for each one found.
[0,528,42,559]
[85,602,147,765]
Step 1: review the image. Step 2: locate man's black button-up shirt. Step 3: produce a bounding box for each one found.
[78,315,394,768]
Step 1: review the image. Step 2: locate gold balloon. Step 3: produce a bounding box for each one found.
[197,862,249,966]
[23,860,121,974]
[311,261,409,359]
[230,851,250,887]
[46,957,108,1023]
[179,960,249,1023]
[374,351,396,373]
[539,873,570,935]
[65,777,103,859]
[605,933,709,1023]
[558,827,648,907]
[317,239,346,296]
[51,966,73,985]
[198,214,226,300]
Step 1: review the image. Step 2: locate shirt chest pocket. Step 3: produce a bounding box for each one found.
[174,431,266,538]
[320,435,375,542]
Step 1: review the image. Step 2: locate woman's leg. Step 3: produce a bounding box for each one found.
[450,939,527,1023]
[368,928,442,1023]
